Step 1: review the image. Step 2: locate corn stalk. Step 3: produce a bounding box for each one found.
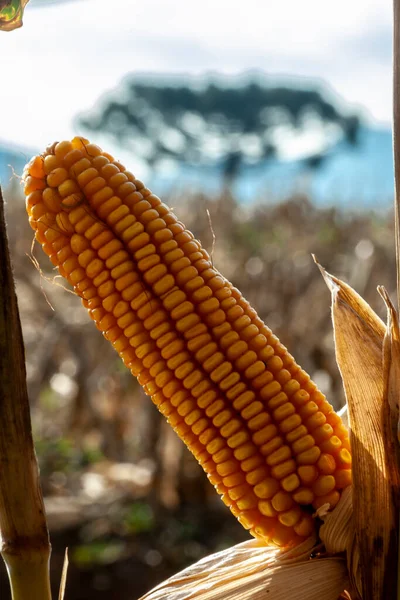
[0,187,52,600]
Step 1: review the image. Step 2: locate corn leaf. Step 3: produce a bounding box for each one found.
[0,0,30,31]
[318,263,398,600]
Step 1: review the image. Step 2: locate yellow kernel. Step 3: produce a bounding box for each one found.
[70,234,90,255]
[312,475,336,497]
[292,389,310,405]
[279,414,302,434]
[56,212,74,235]
[241,401,263,420]
[220,372,241,392]
[58,179,80,198]
[47,167,68,188]
[286,425,308,443]
[44,154,59,174]
[213,409,231,428]
[273,402,295,422]
[55,140,73,158]
[227,431,250,449]
[235,350,257,371]
[254,478,280,499]
[226,382,246,401]
[292,434,315,455]
[276,369,291,385]
[258,500,277,517]
[237,509,260,530]
[220,419,242,438]
[271,491,293,512]
[244,361,265,379]
[296,446,321,465]
[211,361,232,383]
[248,413,271,431]
[266,355,283,371]
[306,411,327,430]
[278,507,302,527]
[292,488,314,505]
[281,473,300,493]
[226,340,247,361]
[253,424,278,446]
[86,258,104,279]
[313,490,340,509]
[233,391,255,411]
[313,423,334,443]
[236,493,258,511]
[294,515,315,537]
[267,391,287,409]
[234,443,255,461]
[337,448,352,466]
[271,459,296,479]
[298,465,318,484]
[260,437,283,457]
[266,445,291,466]
[317,453,336,475]
[203,351,223,372]
[228,484,250,501]
[216,460,237,477]
[223,473,246,488]
[241,455,263,472]
[207,438,225,455]
[246,467,269,486]
[198,390,218,409]
[27,155,45,179]
[335,469,352,488]
[320,436,342,454]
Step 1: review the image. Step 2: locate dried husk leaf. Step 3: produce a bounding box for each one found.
[319,486,361,599]
[320,486,353,555]
[318,263,398,600]
[379,286,400,446]
[0,0,30,31]
[138,538,348,600]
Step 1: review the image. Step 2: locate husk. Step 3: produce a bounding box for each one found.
[0,0,30,31]
[317,261,398,600]
[138,538,348,600]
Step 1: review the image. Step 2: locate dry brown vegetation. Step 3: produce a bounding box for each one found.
[0,182,395,599]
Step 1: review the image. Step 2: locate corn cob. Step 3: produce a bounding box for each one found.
[23,138,352,548]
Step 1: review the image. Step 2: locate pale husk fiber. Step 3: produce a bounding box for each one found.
[139,537,348,600]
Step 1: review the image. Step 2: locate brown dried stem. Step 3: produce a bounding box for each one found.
[0,187,51,599]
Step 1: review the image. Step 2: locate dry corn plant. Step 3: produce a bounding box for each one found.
[1,4,400,600]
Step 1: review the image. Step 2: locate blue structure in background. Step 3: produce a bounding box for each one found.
[0,127,394,211]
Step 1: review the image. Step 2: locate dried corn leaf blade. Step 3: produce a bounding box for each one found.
[139,539,348,600]
[0,0,30,31]
[318,263,397,600]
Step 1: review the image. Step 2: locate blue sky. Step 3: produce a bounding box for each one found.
[0,0,392,160]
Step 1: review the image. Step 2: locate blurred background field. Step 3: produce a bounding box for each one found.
[0,0,396,598]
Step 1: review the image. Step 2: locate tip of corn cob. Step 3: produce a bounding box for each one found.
[23,137,352,548]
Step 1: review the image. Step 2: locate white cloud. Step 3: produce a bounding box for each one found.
[0,0,392,154]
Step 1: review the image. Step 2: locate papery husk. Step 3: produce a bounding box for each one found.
[317,261,398,600]
[320,486,361,599]
[138,537,348,600]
